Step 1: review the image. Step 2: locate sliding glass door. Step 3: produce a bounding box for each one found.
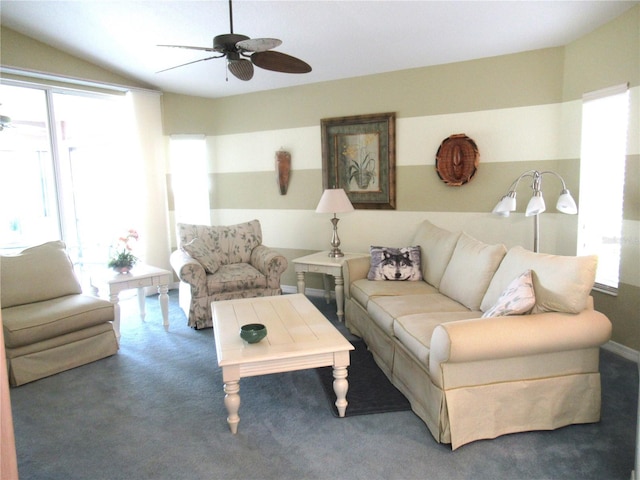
[0,82,135,270]
[0,84,59,250]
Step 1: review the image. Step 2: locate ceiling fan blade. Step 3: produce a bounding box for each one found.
[236,38,282,53]
[156,55,223,73]
[227,58,254,81]
[157,44,216,52]
[251,51,312,74]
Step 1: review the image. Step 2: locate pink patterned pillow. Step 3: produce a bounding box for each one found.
[181,238,221,274]
[482,270,535,318]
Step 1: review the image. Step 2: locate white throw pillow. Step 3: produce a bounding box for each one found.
[181,238,221,274]
[481,270,535,318]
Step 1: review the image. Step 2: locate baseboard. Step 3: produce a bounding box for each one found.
[602,340,640,363]
[281,285,334,299]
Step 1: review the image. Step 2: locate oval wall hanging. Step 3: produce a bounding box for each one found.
[435,133,480,186]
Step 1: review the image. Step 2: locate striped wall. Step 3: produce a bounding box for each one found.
[1,6,637,350]
[163,6,640,350]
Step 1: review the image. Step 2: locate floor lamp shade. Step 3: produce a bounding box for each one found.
[491,170,577,252]
[315,189,354,257]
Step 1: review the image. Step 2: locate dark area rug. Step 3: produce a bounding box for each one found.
[316,339,411,417]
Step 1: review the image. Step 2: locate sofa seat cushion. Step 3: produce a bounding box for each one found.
[350,279,438,309]
[368,294,470,336]
[439,233,507,310]
[3,295,114,348]
[206,263,267,294]
[394,311,483,367]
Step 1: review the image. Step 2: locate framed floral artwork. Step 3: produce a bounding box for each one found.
[321,112,396,209]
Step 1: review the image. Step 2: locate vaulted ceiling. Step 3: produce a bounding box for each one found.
[1,1,637,98]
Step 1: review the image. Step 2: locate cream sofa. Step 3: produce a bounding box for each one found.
[343,220,612,449]
[1,241,118,386]
[170,220,288,329]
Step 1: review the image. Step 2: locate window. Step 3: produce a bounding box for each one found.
[0,82,136,268]
[169,135,209,226]
[578,84,629,292]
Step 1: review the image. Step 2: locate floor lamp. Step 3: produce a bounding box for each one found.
[491,170,578,252]
[315,188,355,257]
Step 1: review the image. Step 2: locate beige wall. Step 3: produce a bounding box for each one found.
[1,6,638,351]
[561,5,640,352]
[162,7,639,351]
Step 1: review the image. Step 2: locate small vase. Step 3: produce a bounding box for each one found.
[114,266,132,274]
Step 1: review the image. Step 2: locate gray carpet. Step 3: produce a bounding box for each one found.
[9,290,638,480]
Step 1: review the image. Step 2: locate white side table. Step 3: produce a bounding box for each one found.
[90,264,172,340]
[293,251,369,321]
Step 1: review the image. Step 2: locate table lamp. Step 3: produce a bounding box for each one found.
[315,188,355,257]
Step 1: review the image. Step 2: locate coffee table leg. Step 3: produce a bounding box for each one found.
[224,380,241,434]
[332,366,349,417]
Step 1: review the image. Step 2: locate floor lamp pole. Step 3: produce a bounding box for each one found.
[533,213,540,253]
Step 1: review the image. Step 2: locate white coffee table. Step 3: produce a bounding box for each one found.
[90,264,172,340]
[212,294,354,434]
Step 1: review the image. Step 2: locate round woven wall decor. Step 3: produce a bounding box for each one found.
[435,133,480,186]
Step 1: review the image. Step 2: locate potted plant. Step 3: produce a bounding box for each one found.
[108,229,139,273]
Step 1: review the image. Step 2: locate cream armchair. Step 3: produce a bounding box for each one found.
[1,241,118,386]
[170,220,288,329]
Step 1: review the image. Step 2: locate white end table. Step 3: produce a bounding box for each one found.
[90,264,172,340]
[292,251,369,321]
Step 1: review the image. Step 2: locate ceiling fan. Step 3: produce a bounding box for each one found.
[157,0,311,81]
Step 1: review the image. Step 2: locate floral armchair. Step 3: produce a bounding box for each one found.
[169,219,288,329]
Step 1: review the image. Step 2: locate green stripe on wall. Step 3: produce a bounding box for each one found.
[162,47,565,136]
[166,160,581,214]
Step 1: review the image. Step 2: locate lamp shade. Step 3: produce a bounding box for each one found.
[556,189,578,214]
[525,193,546,217]
[315,189,355,214]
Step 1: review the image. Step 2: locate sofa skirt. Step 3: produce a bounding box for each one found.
[345,297,603,450]
[6,322,118,387]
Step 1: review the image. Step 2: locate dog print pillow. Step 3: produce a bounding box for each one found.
[367,246,423,281]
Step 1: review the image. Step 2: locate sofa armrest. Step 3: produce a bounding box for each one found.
[169,249,206,290]
[429,309,612,384]
[250,245,288,289]
[343,255,371,299]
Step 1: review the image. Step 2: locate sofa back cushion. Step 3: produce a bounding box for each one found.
[1,241,82,308]
[177,220,262,265]
[439,233,507,310]
[411,220,461,289]
[480,246,597,314]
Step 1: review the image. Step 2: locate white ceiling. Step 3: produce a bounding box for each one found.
[1,0,637,99]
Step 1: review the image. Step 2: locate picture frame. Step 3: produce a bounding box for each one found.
[321,112,396,209]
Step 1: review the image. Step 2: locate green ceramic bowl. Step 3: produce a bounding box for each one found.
[240,323,267,344]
